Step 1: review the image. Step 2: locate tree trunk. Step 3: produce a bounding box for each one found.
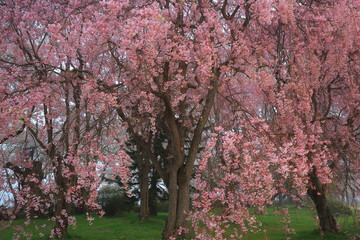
[149,192,158,216]
[138,153,150,221]
[149,169,158,216]
[307,187,338,232]
[139,177,149,221]
[176,169,190,230]
[307,171,339,233]
[278,192,284,206]
[53,188,70,238]
[162,169,191,240]
[52,156,71,238]
[163,171,178,239]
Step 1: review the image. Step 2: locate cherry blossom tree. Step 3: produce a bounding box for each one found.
[253,0,359,232]
[191,0,359,237]
[0,1,130,238]
[85,0,259,238]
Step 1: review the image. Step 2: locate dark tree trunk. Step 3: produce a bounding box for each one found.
[149,169,158,216]
[163,170,179,239]
[53,188,70,238]
[176,169,190,230]
[149,192,158,216]
[162,169,191,240]
[307,171,339,233]
[278,192,284,206]
[138,152,150,221]
[307,187,338,232]
[139,178,150,221]
[52,155,73,238]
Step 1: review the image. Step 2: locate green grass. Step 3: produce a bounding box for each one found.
[243,206,358,240]
[0,208,358,239]
[0,212,167,240]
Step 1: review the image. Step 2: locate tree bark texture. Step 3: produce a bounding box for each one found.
[138,151,150,221]
[307,171,339,233]
[149,169,159,216]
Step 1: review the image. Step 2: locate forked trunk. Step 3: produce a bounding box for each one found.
[162,170,191,240]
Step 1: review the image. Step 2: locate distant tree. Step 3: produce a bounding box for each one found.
[125,130,168,221]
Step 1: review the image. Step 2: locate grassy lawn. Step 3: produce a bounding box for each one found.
[0,212,167,240]
[0,207,358,239]
[243,206,358,240]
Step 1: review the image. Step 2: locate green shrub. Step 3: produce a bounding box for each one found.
[97,185,136,216]
[327,199,353,216]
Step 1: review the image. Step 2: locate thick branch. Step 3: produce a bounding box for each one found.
[184,67,219,174]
